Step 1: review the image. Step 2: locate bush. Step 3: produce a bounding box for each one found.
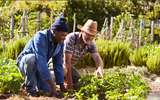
[130,44,160,74]
[130,47,148,67]
[147,52,160,74]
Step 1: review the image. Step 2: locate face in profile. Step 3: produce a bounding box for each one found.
[53,30,68,44]
[82,31,95,44]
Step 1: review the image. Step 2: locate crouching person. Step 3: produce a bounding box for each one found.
[16,17,69,97]
[48,19,104,90]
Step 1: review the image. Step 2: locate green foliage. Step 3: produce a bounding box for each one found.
[130,44,160,74]
[130,47,148,66]
[65,1,124,32]
[64,67,151,99]
[0,1,158,43]
[146,2,160,20]
[96,39,131,68]
[0,2,14,41]
[147,52,160,74]
[1,36,30,60]
[113,12,135,37]
[105,66,156,81]
[0,58,23,94]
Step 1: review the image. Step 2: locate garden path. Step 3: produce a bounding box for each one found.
[147,75,160,100]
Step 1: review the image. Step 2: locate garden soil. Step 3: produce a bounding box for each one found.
[0,67,160,100]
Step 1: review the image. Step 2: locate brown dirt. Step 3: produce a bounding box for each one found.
[1,67,160,100]
[146,75,160,100]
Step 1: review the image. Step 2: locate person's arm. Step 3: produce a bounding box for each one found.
[91,53,103,78]
[63,52,73,89]
[33,31,57,96]
[53,42,66,92]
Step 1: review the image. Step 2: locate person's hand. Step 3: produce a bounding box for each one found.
[66,82,73,90]
[46,79,57,97]
[96,67,103,79]
[49,84,57,97]
[59,83,67,93]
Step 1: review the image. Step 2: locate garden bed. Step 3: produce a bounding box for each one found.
[0,66,160,100]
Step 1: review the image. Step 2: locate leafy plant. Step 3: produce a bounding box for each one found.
[64,67,151,99]
[0,58,23,94]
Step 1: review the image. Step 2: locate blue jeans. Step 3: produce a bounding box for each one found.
[17,54,54,93]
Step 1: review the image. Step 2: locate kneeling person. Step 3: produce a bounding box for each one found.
[16,17,69,97]
[48,19,104,90]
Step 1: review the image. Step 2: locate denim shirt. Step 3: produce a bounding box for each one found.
[16,29,64,84]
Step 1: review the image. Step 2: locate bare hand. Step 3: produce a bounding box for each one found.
[96,67,103,79]
[59,83,67,93]
[49,87,57,97]
[66,83,73,90]
[46,79,57,97]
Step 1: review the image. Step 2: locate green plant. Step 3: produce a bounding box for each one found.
[147,53,160,74]
[0,58,23,94]
[130,44,160,74]
[130,47,148,66]
[1,35,30,60]
[64,66,151,99]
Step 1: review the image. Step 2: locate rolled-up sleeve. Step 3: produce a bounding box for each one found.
[33,33,52,81]
[53,42,64,84]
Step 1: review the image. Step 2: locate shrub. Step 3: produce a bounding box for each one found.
[130,44,160,74]
[147,52,160,74]
[130,47,148,66]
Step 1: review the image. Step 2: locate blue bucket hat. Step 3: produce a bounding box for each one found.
[51,17,69,32]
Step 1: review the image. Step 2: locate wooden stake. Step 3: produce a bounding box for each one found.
[73,13,76,33]
[110,17,114,40]
[10,7,15,40]
[0,34,5,51]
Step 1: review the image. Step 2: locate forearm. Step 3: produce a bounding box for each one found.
[95,56,103,69]
[63,52,73,89]
[65,63,73,85]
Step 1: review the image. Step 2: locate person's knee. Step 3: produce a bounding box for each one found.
[24,54,36,72]
[27,54,36,67]
[63,66,68,76]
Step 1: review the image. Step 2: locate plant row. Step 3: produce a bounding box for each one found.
[64,66,152,100]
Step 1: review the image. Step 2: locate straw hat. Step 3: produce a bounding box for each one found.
[77,19,100,36]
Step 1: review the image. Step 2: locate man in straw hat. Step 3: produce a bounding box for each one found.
[48,19,103,90]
